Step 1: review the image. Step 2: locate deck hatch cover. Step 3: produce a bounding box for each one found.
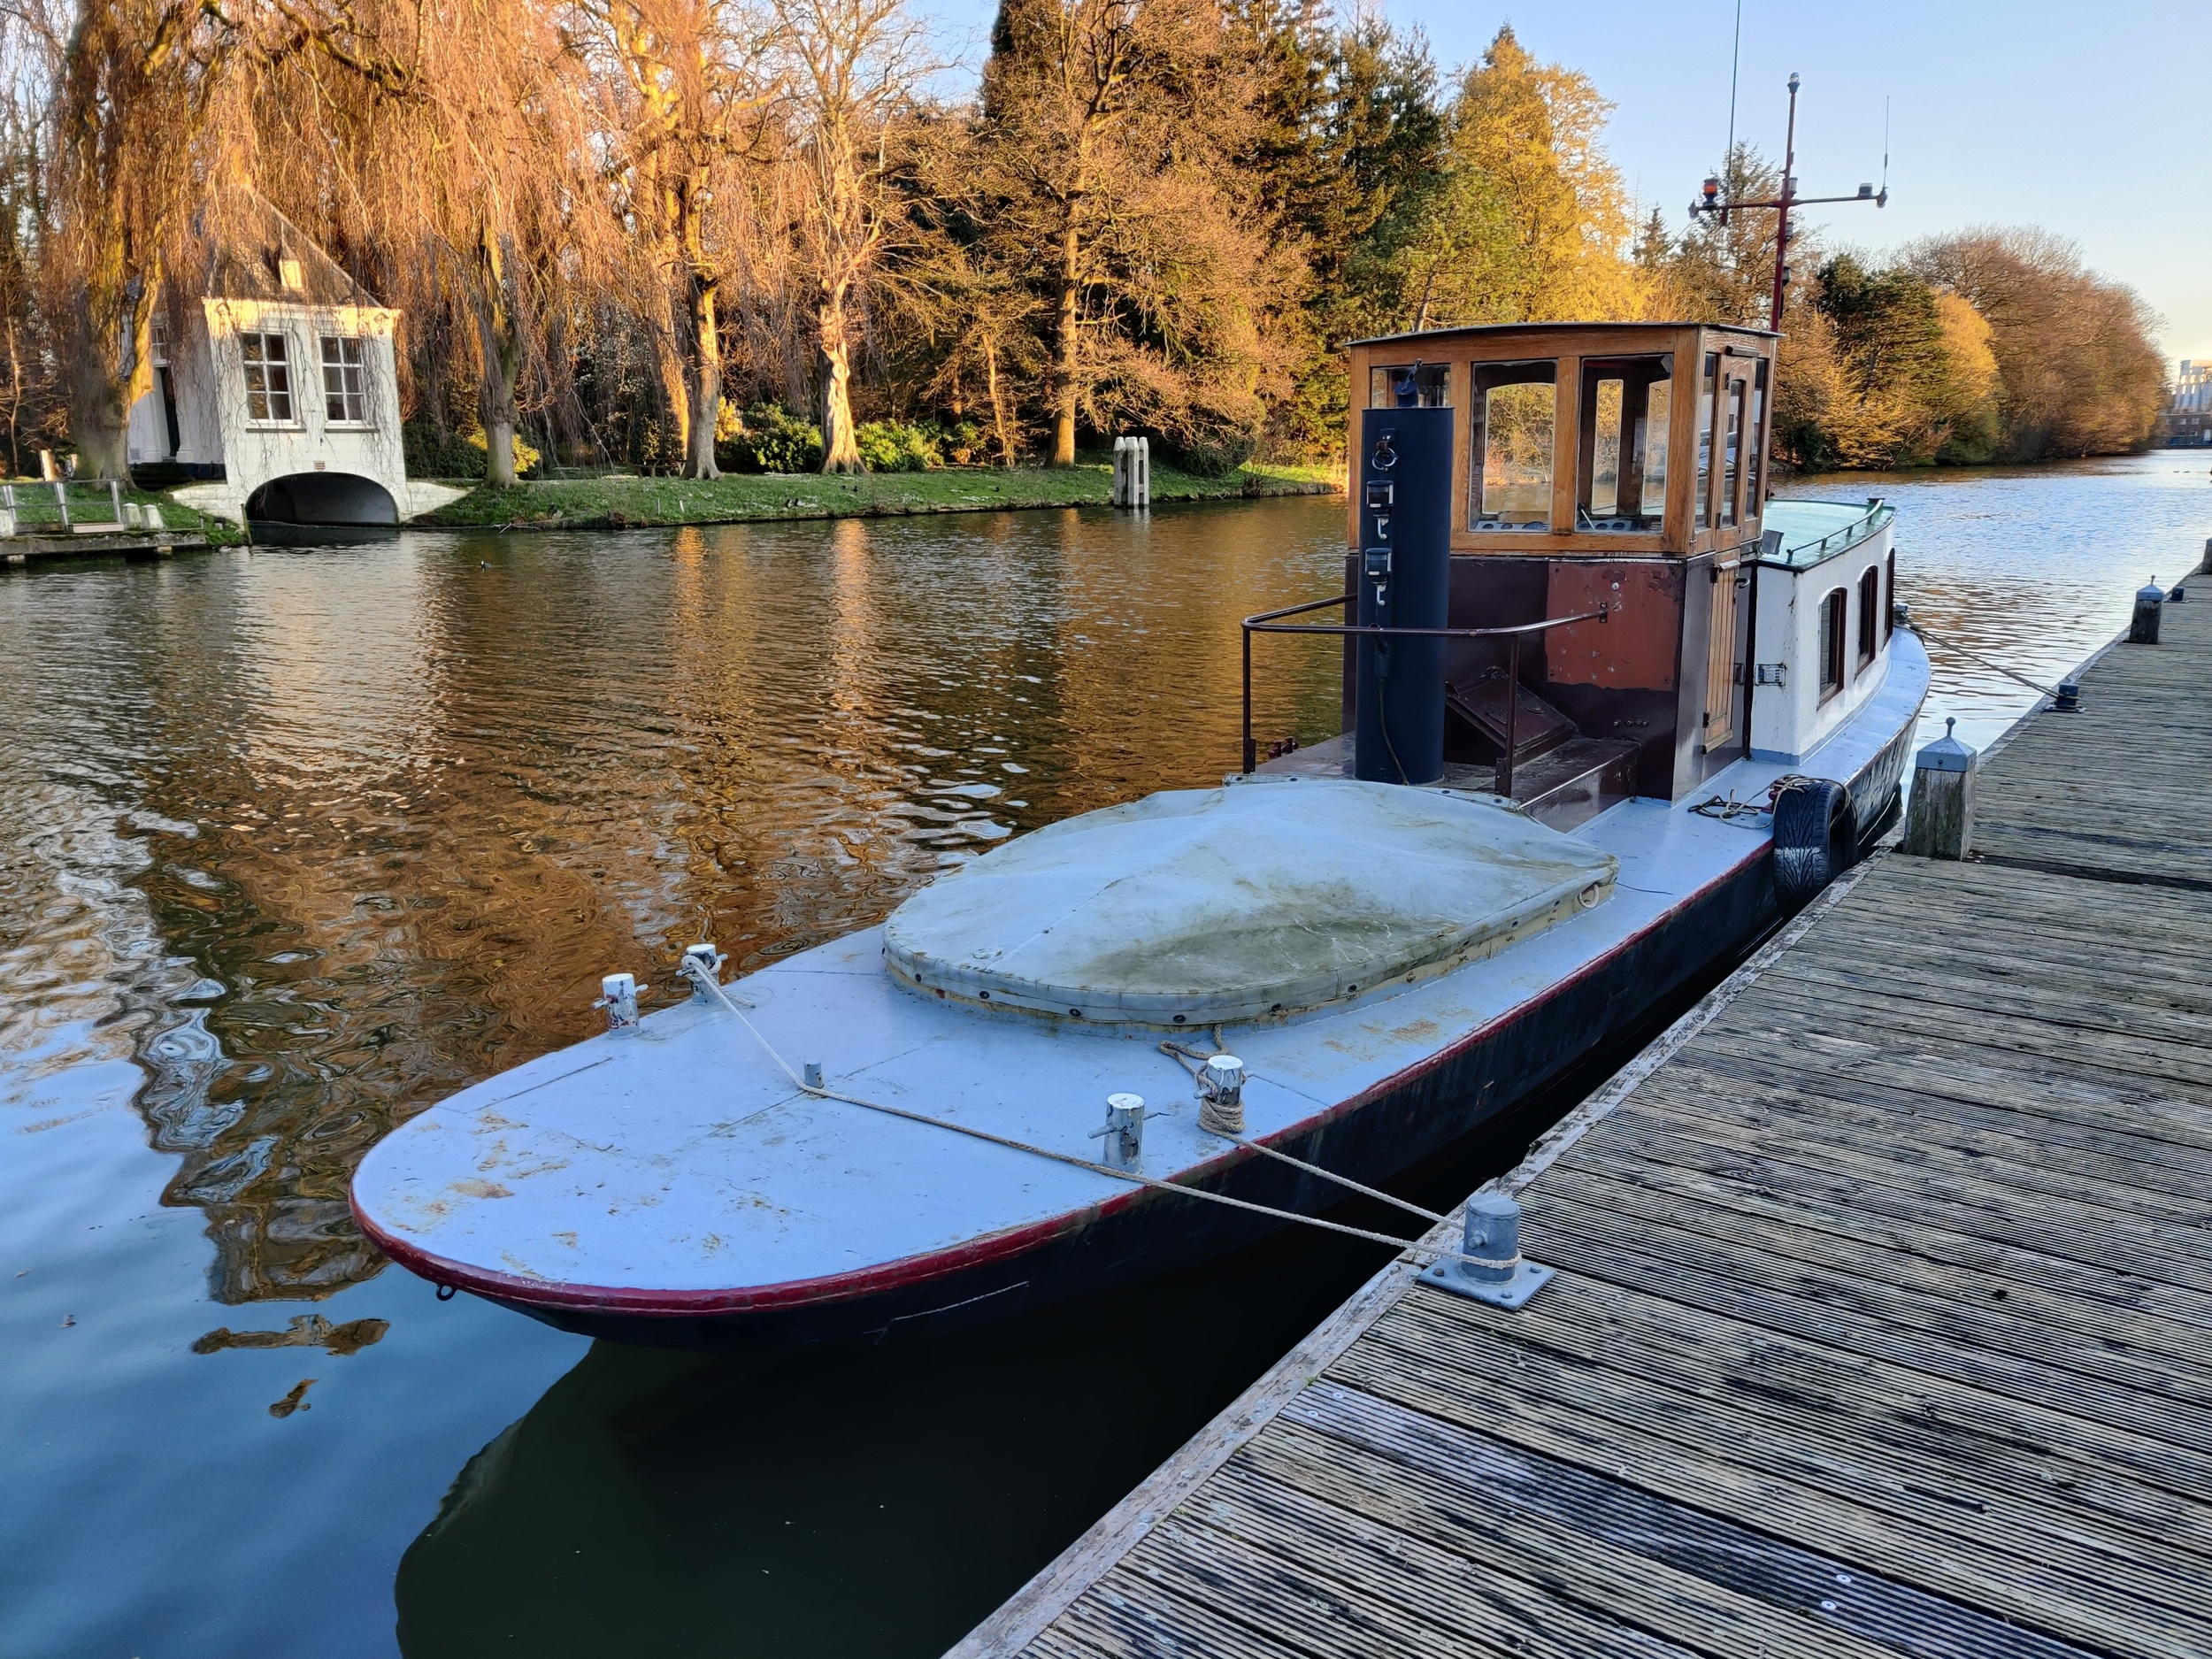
[882,780,1617,1025]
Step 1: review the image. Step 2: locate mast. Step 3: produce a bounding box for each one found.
[1769,73,1799,330]
[1689,73,1887,334]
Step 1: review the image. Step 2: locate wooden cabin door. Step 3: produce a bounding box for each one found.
[1703,558,1740,749]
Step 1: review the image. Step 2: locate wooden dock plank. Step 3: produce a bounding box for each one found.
[955,595,2212,1659]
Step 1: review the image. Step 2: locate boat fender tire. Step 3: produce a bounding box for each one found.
[1771,778,1855,912]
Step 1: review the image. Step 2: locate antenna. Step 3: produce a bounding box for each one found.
[1724,0,1744,174]
[1880,96,1892,201]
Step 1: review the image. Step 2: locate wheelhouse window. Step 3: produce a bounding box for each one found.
[1469,361,1555,532]
[1694,353,1717,528]
[1575,355,1671,533]
[1720,375,1746,528]
[1746,359,1769,513]
[241,332,295,424]
[321,335,370,425]
[1368,363,1450,408]
[1857,566,1880,668]
[1885,550,1896,642]
[1820,588,1847,700]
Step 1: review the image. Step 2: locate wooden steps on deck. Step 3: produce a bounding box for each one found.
[953,583,2212,1659]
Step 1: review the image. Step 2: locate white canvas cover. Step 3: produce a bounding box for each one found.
[882,779,1617,1025]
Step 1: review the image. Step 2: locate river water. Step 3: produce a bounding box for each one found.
[3,455,2207,1658]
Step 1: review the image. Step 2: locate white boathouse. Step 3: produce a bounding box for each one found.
[128,194,457,530]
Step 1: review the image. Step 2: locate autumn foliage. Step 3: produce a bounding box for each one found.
[0,3,2170,478]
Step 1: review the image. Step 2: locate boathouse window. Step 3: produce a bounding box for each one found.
[1857,566,1879,669]
[1694,353,1717,528]
[1368,363,1450,409]
[321,335,371,425]
[1820,588,1847,700]
[241,332,296,425]
[1469,361,1555,532]
[1885,550,1896,641]
[1575,356,1671,532]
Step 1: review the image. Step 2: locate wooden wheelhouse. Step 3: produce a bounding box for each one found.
[1337,321,1780,816]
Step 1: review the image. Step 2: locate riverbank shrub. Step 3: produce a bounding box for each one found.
[720,406,825,474]
[403,421,540,480]
[854,419,942,472]
[1169,428,1260,479]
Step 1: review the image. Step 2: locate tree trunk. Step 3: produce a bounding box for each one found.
[654,288,690,472]
[681,270,722,480]
[68,262,159,481]
[983,331,1016,468]
[472,224,524,488]
[818,280,861,474]
[1050,224,1079,467]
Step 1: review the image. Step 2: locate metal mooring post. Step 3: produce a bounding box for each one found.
[1421,1191,1555,1308]
[2200,536,2212,577]
[1903,717,1976,859]
[2129,578,2163,644]
[1093,1093,1146,1170]
[595,972,641,1033]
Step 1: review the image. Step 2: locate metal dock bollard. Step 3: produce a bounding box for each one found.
[2129,578,2163,644]
[1903,718,1976,859]
[1420,1191,1555,1308]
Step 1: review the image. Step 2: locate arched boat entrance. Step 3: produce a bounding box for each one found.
[244,472,399,541]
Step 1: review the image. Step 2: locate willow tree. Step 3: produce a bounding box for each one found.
[50,0,234,478]
[254,0,611,487]
[580,0,777,478]
[772,0,922,472]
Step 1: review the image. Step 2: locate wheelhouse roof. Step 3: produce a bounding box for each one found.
[1348,320,1780,349]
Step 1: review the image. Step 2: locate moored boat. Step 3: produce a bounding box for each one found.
[351,320,1926,1351]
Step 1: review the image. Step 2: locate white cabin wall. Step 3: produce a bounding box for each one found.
[1748,521,1894,764]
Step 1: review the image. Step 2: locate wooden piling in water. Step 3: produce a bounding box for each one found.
[952,586,2212,1659]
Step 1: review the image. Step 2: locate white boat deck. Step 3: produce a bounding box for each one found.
[349,635,1929,1310]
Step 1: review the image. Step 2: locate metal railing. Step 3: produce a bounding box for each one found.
[1240,594,1611,793]
[0,480,141,537]
[1758,500,1895,570]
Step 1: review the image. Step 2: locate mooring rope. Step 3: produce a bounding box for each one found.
[674,957,1484,1266]
[1157,1040,1446,1225]
[1908,619,2063,701]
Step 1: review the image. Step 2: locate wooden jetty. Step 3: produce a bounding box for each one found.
[952,585,2212,1659]
[3,532,210,564]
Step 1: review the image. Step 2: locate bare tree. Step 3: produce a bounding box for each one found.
[579,0,777,478]
[771,0,923,472]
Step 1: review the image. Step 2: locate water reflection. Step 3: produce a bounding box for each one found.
[1,501,1349,1307]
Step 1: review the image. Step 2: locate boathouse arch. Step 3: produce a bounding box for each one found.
[244,471,398,529]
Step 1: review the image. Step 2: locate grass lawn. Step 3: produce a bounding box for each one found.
[416,457,1342,532]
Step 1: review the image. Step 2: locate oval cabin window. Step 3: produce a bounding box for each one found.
[1857,566,1879,670]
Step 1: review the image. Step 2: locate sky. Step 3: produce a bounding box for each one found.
[914,0,2212,367]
